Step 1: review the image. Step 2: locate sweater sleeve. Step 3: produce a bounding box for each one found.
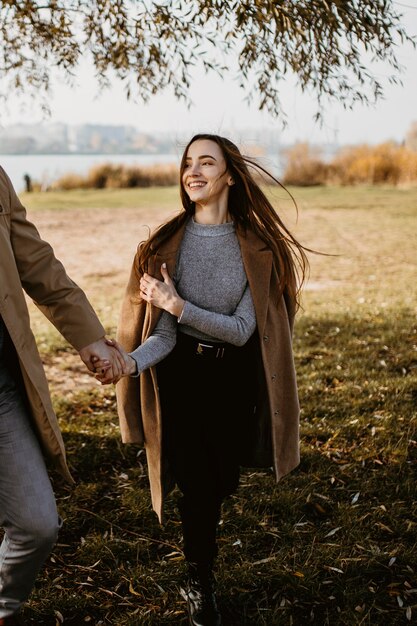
[129,310,177,376]
[178,282,256,346]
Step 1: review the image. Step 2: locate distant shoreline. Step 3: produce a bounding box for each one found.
[0,151,178,157]
[0,153,182,192]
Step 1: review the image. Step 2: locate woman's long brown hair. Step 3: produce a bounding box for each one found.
[137,133,310,311]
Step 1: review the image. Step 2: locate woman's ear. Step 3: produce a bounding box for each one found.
[228,177,235,186]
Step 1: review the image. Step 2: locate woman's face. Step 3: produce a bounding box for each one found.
[182,139,233,205]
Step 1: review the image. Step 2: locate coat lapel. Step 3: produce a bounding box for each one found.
[146,221,187,337]
[237,228,272,336]
[153,221,187,277]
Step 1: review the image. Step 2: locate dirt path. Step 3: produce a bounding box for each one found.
[30,206,175,285]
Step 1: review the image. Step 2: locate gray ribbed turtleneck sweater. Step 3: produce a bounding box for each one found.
[129,218,256,375]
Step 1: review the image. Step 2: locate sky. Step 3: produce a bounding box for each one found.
[2,1,417,147]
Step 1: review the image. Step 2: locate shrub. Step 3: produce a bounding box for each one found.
[121,164,179,187]
[329,142,417,185]
[281,141,417,186]
[53,162,179,190]
[86,163,123,189]
[50,173,88,190]
[282,143,328,186]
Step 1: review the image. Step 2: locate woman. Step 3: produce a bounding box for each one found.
[96,134,309,626]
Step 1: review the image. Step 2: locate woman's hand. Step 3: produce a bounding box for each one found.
[140,263,185,318]
[93,339,137,384]
[79,336,126,383]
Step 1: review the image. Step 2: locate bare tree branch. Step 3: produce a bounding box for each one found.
[0,0,414,120]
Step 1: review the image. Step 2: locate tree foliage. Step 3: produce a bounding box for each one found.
[0,0,414,121]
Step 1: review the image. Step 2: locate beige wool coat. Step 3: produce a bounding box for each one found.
[116,220,300,523]
[0,167,106,481]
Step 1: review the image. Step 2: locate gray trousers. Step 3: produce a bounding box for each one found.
[0,393,60,618]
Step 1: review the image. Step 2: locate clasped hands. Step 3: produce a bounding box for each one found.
[78,336,135,385]
[80,264,184,385]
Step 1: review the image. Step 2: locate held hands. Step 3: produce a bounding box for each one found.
[78,336,128,384]
[140,263,185,318]
[92,338,137,385]
[80,264,182,385]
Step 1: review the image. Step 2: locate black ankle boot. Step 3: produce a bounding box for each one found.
[183,563,222,626]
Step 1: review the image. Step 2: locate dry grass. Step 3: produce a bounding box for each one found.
[51,163,179,190]
[282,142,417,186]
[6,185,417,624]
[282,143,329,186]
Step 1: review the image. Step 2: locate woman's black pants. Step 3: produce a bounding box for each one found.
[157,332,256,568]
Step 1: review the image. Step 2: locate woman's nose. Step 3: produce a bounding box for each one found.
[189,162,201,175]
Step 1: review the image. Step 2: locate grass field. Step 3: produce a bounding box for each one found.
[10,186,417,624]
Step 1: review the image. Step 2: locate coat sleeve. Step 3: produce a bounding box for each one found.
[2,167,106,351]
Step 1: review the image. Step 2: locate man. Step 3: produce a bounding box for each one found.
[0,166,124,625]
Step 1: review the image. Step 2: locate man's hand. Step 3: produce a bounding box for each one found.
[140,263,185,318]
[78,337,126,384]
[93,339,137,384]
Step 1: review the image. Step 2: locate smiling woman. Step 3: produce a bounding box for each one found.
[182,141,235,221]
[92,133,311,626]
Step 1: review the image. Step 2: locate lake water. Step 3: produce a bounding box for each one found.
[0,153,179,192]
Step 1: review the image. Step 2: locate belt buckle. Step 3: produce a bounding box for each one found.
[196,342,225,359]
[196,342,225,358]
[196,342,213,356]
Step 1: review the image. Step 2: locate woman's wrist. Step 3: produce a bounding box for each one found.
[171,296,185,318]
[128,355,138,376]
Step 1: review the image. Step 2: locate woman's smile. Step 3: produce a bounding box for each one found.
[187,180,207,190]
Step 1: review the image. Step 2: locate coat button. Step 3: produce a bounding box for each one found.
[271,374,276,381]
[274,410,279,416]
[263,335,269,342]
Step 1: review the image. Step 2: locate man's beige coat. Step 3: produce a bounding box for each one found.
[116,221,300,522]
[0,167,105,481]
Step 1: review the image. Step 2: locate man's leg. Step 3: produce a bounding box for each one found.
[0,399,61,619]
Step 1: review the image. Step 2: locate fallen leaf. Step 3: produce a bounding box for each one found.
[326,566,344,574]
[252,556,276,565]
[129,580,141,597]
[351,492,360,504]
